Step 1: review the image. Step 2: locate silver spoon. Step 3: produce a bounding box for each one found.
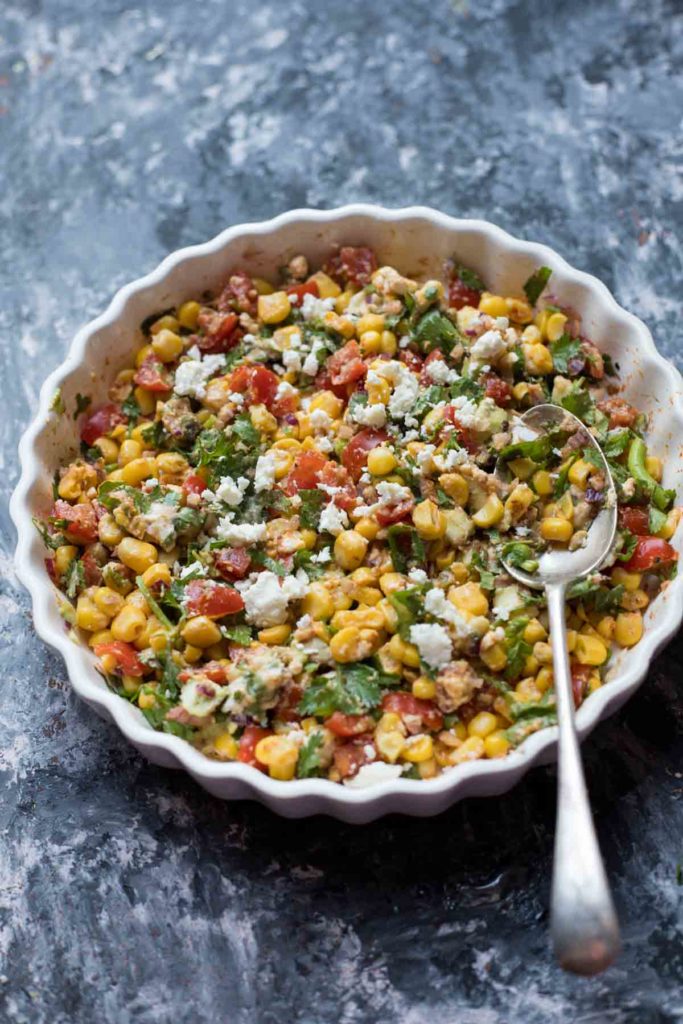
[495,403,621,975]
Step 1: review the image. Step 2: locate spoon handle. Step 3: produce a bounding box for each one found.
[545,581,621,975]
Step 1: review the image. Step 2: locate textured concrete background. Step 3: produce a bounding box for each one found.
[1,1,682,1021]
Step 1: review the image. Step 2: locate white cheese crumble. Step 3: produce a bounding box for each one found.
[409,622,453,669]
[300,293,336,320]
[236,569,309,627]
[141,501,178,546]
[302,351,320,376]
[212,475,250,507]
[275,381,297,400]
[215,517,267,546]
[426,360,459,385]
[319,501,349,536]
[351,401,387,428]
[283,349,302,373]
[310,408,333,430]
[310,546,332,563]
[174,352,225,399]
[254,452,277,493]
[375,481,412,506]
[469,329,507,367]
[493,586,524,622]
[423,587,470,640]
[408,568,428,584]
[344,762,404,788]
[228,391,245,406]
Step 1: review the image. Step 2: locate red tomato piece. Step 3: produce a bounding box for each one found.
[618,506,650,536]
[597,397,639,429]
[571,663,592,709]
[341,428,389,480]
[325,712,376,738]
[448,277,482,310]
[286,280,319,303]
[94,641,145,677]
[184,580,244,617]
[442,406,478,453]
[483,373,512,407]
[217,270,258,315]
[381,692,444,732]
[275,683,305,723]
[622,536,677,572]
[133,355,171,393]
[375,497,415,527]
[317,462,358,510]
[327,340,368,389]
[281,450,329,495]
[333,736,375,779]
[399,349,424,373]
[229,364,279,409]
[45,557,57,584]
[238,725,272,770]
[178,660,230,685]
[325,246,377,287]
[196,310,241,353]
[80,403,126,446]
[215,547,252,580]
[182,473,207,499]
[81,549,103,586]
[52,500,98,545]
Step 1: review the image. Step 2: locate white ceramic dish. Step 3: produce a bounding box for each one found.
[10,205,683,822]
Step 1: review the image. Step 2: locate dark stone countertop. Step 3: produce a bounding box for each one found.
[1,1,682,1021]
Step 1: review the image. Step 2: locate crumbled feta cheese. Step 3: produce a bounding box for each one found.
[319,501,349,536]
[408,568,428,584]
[215,517,267,546]
[344,762,404,788]
[229,391,245,406]
[351,401,387,428]
[409,622,453,668]
[469,329,507,367]
[177,560,207,579]
[310,546,332,563]
[375,481,413,506]
[300,293,336,320]
[423,588,470,639]
[214,475,250,507]
[254,452,277,493]
[318,484,341,496]
[310,408,332,430]
[237,569,309,627]
[493,586,524,622]
[426,360,459,385]
[389,373,419,420]
[315,436,334,453]
[174,353,225,400]
[515,525,531,537]
[433,447,468,471]
[282,349,302,373]
[140,501,178,546]
[302,351,319,376]
[449,394,479,428]
[181,678,228,718]
[276,381,297,400]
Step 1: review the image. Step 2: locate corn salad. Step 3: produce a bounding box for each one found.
[37,249,680,786]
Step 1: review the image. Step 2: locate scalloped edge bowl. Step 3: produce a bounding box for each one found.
[10,205,683,822]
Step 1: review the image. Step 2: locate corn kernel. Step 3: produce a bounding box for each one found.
[412,677,437,700]
[401,735,434,763]
[117,439,142,466]
[258,624,292,645]
[177,300,201,330]
[156,452,188,477]
[620,588,649,611]
[388,634,421,668]
[375,729,405,763]
[450,735,486,764]
[412,499,446,540]
[484,730,510,759]
[438,472,469,506]
[93,586,125,619]
[149,314,179,335]
[574,634,608,666]
[540,517,573,543]
[546,312,568,342]
[611,566,642,592]
[141,562,172,588]
[379,572,406,596]
[329,626,380,663]
[334,530,369,571]
[472,495,505,529]
[152,329,184,364]
[214,732,239,760]
[523,618,547,644]
[568,459,592,489]
[467,711,498,739]
[135,343,155,368]
[94,437,119,463]
[138,691,156,711]
[110,604,147,643]
[309,391,344,418]
[250,404,278,434]
[523,343,554,375]
[76,595,110,633]
[508,458,535,481]
[117,538,157,574]
[310,271,341,299]
[55,544,78,576]
[183,644,203,664]
[367,447,397,476]
[120,457,156,485]
[254,735,299,781]
[380,330,397,355]
[359,330,382,355]
[257,291,291,324]
[449,582,489,617]
[506,298,533,324]
[480,641,508,672]
[521,324,542,344]
[181,616,222,648]
[355,516,380,541]
[531,470,553,496]
[479,294,508,318]
[98,514,124,548]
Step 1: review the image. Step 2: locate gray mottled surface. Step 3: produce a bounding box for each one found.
[1,0,683,1021]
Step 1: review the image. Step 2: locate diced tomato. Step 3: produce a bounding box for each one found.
[326,340,368,390]
[238,725,272,770]
[442,406,478,453]
[80,403,126,446]
[184,580,244,617]
[93,640,145,677]
[375,497,415,527]
[325,712,376,738]
[618,506,650,536]
[182,473,207,499]
[448,276,482,310]
[622,536,678,572]
[381,692,444,732]
[133,355,171,393]
[597,397,639,429]
[341,428,389,480]
[399,349,424,373]
[286,280,319,303]
[281,450,329,495]
[45,557,57,584]
[229,364,279,409]
[275,683,304,723]
[196,310,241,353]
[483,373,512,407]
[52,500,98,544]
[217,270,258,316]
[325,246,377,288]
[215,547,252,580]
[270,390,298,418]
[317,462,358,510]
[333,736,375,779]
[571,663,591,708]
[179,660,229,685]
[81,549,103,586]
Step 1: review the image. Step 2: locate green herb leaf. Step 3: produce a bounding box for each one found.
[500,434,556,465]
[221,624,253,645]
[121,393,141,425]
[50,389,65,415]
[296,733,324,778]
[566,578,624,614]
[156,647,181,699]
[602,429,632,459]
[454,263,485,292]
[413,310,459,353]
[549,335,582,374]
[73,393,92,419]
[500,542,538,573]
[389,586,426,641]
[293,548,327,580]
[649,507,668,534]
[386,525,426,574]
[33,517,65,550]
[558,381,594,423]
[523,266,552,307]
[298,489,325,530]
[250,550,288,576]
[450,378,484,402]
[232,413,261,447]
[503,617,532,680]
[298,663,389,718]
[615,529,638,563]
[64,557,85,598]
[136,576,175,632]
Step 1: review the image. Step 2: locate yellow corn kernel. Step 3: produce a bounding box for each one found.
[422,406,446,434]
[480,642,508,672]
[132,386,155,416]
[378,599,398,634]
[93,437,119,463]
[412,677,437,700]
[540,517,573,543]
[515,678,542,702]
[401,735,434,763]
[93,587,125,619]
[141,562,172,589]
[117,538,157,574]
[138,691,156,711]
[611,566,642,592]
[656,508,681,540]
[621,588,650,611]
[530,469,552,497]
[120,457,156,486]
[257,291,291,324]
[55,544,78,576]
[484,730,510,759]
[375,729,406,763]
[183,643,203,664]
[310,271,341,299]
[117,438,142,466]
[296,529,315,550]
[438,472,469,506]
[76,594,110,633]
[354,516,379,541]
[450,735,486,765]
[467,711,498,739]
[359,330,382,355]
[366,375,391,406]
[568,459,592,489]
[152,328,183,364]
[479,293,508,318]
[149,314,179,335]
[523,655,540,676]
[88,629,114,649]
[301,583,335,621]
[574,634,608,666]
[521,324,542,345]
[523,343,554,375]
[334,530,369,571]
[252,276,274,295]
[156,452,188,477]
[254,735,299,781]
[213,732,239,760]
[387,634,421,668]
[177,300,200,330]
[379,572,406,596]
[249,403,278,435]
[505,483,535,521]
[534,309,551,338]
[508,458,535,481]
[110,604,147,643]
[309,391,343,419]
[181,616,222,648]
[135,343,155,367]
[380,330,397,355]
[332,607,385,632]
[449,582,489,617]
[334,289,354,313]
[146,619,169,654]
[545,312,568,342]
[472,494,504,529]
[450,562,469,584]
[98,513,124,548]
[329,626,380,663]
[531,641,552,665]
[366,447,397,477]
[258,624,292,645]
[412,499,446,540]
[354,587,383,607]
[506,297,533,324]
[355,313,383,335]
[596,616,616,642]
[120,674,141,694]
[523,618,547,644]
[512,382,530,402]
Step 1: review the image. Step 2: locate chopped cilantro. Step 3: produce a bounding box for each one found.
[221,624,254,645]
[413,309,459,353]
[389,586,426,641]
[121,393,141,425]
[64,557,85,598]
[549,334,582,374]
[250,550,288,576]
[413,385,449,420]
[33,517,65,550]
[73,393,92,418]
[298,663,390,718]
[293,549,327,580]
[566,578,624,614]
[386,524,426,574]
[523,266,552,307]
[558,380,594,423]
[503,617,532,680]
[296,733,324,778]
[136,576,176,632]
[615,530,638,564]
[649,507,668,535]
[454,263,485,292]
[298,489,325,530]
[232,413,261,447]
[450,377,484,402]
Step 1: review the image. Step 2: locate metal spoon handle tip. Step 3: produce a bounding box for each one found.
[546,581,621,976]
